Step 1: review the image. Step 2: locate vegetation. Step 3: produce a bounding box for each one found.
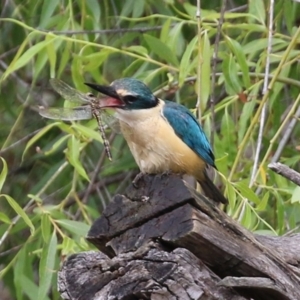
[1,0,300,299]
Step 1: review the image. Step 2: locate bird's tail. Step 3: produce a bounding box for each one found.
[198,172,228,204]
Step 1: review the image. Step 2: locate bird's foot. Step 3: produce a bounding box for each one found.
[132,172,144,188]
[159,170,172,179]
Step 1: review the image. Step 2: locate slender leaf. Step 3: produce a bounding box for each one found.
[234,181,260,205]
[256,192,269,211]
[200,31,211,108]
[0,157,8,192]
[0,212,11,224]
[23,122,71,160]
[65,136,89,181]
[291,186,300,204]
[1,195,35,234]
[46,35,57,78]
[41,214,52,243]
[3,37,57,79]
[56,219,90,236]
[125,46,148,57]
[179,36,197,86]
[249,0,266,25]
[39,0,60,27]
[38,231,57,300]
[144,34,179,66]
[226,37,250,88]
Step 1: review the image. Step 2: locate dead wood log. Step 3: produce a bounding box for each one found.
[58,174,300,300]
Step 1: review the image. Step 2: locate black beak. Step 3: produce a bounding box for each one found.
[84,83,120,99]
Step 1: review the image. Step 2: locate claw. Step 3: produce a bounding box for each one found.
[132,172,144,188]
[160,170,172,178]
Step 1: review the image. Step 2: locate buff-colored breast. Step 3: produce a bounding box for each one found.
[115,100,206,180]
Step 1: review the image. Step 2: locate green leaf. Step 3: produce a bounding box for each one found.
[276,192,284,234]
[34,47,49,80]
[23,122,70,160]
[226,37,250,88]
[125,45,148,57]
[56,219,90,236]
[2,37,57,79]
[0,157,8,192]
[241,204,253,229]
[38,231,57,300]
[62,236,76,255]
[291,186,300,204]
[41,214,52,243]
[72,123,103,143]
[179,36,197,86]
[249,0,266,25]
[225,181,236,209]
[39,0,60,27]
[21,274,46,300]
[1,194,35,234]
[168,22,185,57]
[82,50,111,72]
[86,0,101,23]
[58,43,71,77]
[132,0,145,17]
[283,0,294,34]
[234,181,260,205]
[44,135,70,155]
[200,31,211,108]
[220,108,236,157]
[160,18,172,43]
[222,54,242,94]
[65,136,89,181]
[71,56,82,89]
[144,34,179,66]
[238,96,257,143]
[242,38,286,55]
[0,212,11,224]
[256,192,269,211]
[46,35,57,78]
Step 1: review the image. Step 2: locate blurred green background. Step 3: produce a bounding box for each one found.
[1,0,300,299]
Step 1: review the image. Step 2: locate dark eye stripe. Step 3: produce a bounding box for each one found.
[123,95,137,103]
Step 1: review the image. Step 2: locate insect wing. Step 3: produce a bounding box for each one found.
[100,110,120,133]
[50,78,93,104]
[39,106,93,121]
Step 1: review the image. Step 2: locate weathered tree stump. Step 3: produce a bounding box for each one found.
[58,174,300,300]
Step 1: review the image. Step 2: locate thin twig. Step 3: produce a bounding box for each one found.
[0,129,40,155]
[74,132,117,219]
[249,0,274,188]
[210,0,227,145]
[196,0,202,111]
[63,172,129,208]
[0,244,22,257]
[268,162,300,186]
[255,104,300,195]
[228,26,300,181]
[0,199,34,248]
[271,105,300,163]
[0,46,19,59]
[39,26,166,35]
[226,4,248,12]
[252,86,300,187]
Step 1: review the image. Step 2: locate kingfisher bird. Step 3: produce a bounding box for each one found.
[85,78,227,204]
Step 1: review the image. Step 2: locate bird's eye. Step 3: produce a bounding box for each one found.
[123,95,137,103]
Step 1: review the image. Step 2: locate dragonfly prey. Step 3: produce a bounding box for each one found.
[39,79,112,161]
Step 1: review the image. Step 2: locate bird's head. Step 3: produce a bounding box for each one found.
[85,78,158,110]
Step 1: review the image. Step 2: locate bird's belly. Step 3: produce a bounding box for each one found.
[118,114,205,178]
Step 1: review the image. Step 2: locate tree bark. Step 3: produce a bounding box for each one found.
[58,174,300,300]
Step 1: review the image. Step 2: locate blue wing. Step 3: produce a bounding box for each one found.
[162,100,215,167]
